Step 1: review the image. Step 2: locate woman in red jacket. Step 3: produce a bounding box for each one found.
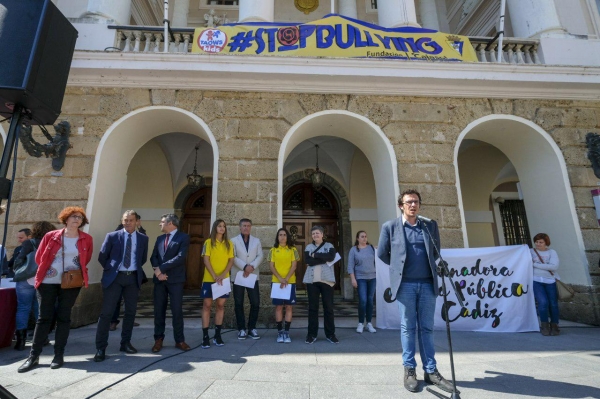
[18,206,93,373]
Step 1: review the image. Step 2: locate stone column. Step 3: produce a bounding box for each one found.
[339,0,358,19]
[507,0,568,38]
[172,0,190,27]
[84,0,132,25]
[378,0,420,28]
[419,0,440,31]
[238,0,274,23]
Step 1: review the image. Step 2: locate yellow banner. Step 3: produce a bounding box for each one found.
[192,14,477,62]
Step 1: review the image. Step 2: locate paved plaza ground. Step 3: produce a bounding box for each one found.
[1,318,599,399]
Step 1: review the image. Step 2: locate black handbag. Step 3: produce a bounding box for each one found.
[13,240,39,282]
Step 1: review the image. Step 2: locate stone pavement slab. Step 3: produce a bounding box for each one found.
[0,320,599,399]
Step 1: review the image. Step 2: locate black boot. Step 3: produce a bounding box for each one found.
[18,355,39,373]
[50,353,64,369]
[14,329,27,351]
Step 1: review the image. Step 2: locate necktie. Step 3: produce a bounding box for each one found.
[164,234,170,252]
[124,233,132,269]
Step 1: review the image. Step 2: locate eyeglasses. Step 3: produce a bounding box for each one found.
[402,200,420,205]
[69,215,83,220]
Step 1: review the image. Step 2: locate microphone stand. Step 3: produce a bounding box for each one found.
[420,217,463,399]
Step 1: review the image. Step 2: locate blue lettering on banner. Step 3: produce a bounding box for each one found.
[228,31,255,52]
[363,30,378,47]
[299,25,316,49]
[335,24,354,49]
[223,23,446,56]
[353,26,368,48]
[416,37,443,54]
[266,28,278,53]
[255,28,265,54]
[375,34,392,49]
[316,25,335,48]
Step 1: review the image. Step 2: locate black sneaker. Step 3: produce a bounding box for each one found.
[213,335,225,347]
[326,335,339,344]
[305,335,317,344]
[201,337,211,349]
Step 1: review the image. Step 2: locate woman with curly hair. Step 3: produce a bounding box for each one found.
[18,207,93,373]
[12,221,56,351]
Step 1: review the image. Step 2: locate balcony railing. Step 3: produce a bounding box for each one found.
[108,26,542,65]
[469,37,541,64]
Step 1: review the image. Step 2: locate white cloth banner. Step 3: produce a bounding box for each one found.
[376,245,539,333]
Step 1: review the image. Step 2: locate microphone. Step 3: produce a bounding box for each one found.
[417,215,432,223]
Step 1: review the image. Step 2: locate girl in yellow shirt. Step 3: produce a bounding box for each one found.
[201,219,234,348]
[268,228,299,343]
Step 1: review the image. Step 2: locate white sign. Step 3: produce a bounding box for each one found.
[211,277,231,300]
[233,271,258,288]
[376,245,539,333]
[270,283,292,300]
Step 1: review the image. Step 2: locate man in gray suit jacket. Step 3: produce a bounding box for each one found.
[377,189,454,394]
[231,218,263,340]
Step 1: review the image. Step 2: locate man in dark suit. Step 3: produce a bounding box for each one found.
[377,189,454,394]
[151,213,191,352]
[110,213,147,331]
[94,210,149,362]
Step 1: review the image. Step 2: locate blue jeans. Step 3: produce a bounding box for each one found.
[357,278,376,324]
[15,280,39,330]
[533,281,559,323]
[397,281,437,373]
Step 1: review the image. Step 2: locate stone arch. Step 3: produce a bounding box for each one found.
[278,110,400,227]
[86,106,219,284]
[454,114,588,284]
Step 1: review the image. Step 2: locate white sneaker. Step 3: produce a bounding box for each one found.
[238,330,247,340]
[277,331,284,343]
[366,323,377,333]
[283,331,291,343]
[356,323,364,333]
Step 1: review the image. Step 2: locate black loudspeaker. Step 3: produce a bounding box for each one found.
[0,0,78,126]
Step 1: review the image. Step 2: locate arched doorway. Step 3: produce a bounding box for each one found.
[180,187,212,290]
[455,115,589,284]
[278,111,400,227]
[283,182,341,291]
[87,106,219,285]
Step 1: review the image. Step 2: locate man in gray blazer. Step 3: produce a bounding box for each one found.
[377,189,454,394]
[231,218,263,340]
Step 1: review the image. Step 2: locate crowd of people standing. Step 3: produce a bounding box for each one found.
[3,189,566,394]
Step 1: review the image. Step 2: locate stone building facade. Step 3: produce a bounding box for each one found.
[3,87,599,326]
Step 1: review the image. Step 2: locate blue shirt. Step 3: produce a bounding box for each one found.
[401,217,433,283]
[118,229,137,271]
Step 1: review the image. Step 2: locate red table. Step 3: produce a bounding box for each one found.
[0,286,17,348]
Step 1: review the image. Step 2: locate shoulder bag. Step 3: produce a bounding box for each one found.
[61,231,84,289]
[533,248,574,301]
[13,240,39,282]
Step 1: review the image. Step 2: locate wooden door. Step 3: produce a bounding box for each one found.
[283,183,341,291]
[181,187,212,290]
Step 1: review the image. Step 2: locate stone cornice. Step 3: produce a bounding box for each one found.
[68,51,600,100]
